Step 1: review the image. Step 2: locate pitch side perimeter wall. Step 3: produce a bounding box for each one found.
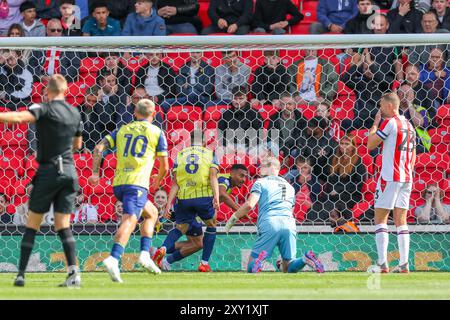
[0,226,448,272]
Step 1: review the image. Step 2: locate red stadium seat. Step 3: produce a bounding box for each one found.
[362,178,377,203]
[351,129,370,146]
[66,82,87,107]
[414,152,450,183]
[331,97,355,120]
[23,155,39,180]
[428,127,450,155]
[301,1,318,23]
[79,57,105,86]
[241,50,265,70]
[352,200,372,222]
[164,52,190,72]
[289,23,311,34]
[73,153,93,183]
[31,82,45,103]
[102,153,117,180]
[203,51,224,68]
[297,104,316,120]
[198,1,211,29]
[204,105,229,124]
[166,106,203,132]
[436,104,450,127]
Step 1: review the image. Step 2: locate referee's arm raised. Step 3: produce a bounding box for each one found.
[0,110,36,124]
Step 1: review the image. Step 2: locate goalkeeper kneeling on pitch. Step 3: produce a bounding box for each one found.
[225,156,325,273]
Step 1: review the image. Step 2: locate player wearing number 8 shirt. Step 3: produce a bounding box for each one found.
[88,99,169,283]
[225,157,324,273]
[153,130,220,272]
[367,93,416,274]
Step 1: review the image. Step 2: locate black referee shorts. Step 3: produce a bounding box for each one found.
[29,164,79,214]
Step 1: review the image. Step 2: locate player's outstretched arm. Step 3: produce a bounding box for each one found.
[0,111,36,124]
[151,155,169,191]
[165,172,179,219]
[88,138,110,186]
[225,193,260,232]
[219,186,240,211]
[210,168,220,211]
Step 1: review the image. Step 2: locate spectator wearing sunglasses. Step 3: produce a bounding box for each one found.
[28,18,83,82]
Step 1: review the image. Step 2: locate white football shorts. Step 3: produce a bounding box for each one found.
[374,178,412,210]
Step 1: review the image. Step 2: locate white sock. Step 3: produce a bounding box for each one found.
[201,260,208,265]
[375,224,389,265]
[140,250,150,258]
[397,225,410,266]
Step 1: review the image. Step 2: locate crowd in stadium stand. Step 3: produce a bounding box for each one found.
[0,0,450,228]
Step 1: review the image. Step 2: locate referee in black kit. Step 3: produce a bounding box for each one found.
[0,74,83,288]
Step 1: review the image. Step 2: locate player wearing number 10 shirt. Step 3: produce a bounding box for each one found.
[88,99,169,282]
[153,131,220,272]
[367,93,416,274]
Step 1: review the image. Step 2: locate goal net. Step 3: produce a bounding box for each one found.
[0,35,449,272]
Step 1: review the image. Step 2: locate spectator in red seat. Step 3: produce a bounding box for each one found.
[340,32,395,131]
[218,86,264,151]
[120,86,164,128]
[0,193,12,224]
[59,0,81,36]
[408,11,450,68]
[0,0,25,36]
[252,0,303,35]
[415,183,450,223]
[267,91,308,160]
[71,189,98,224]
[122,0,166,36]
[397,83,431,153]
[28,18,83,82]
[310,0,358,34]
[156,0,200,35]
[344,0,375,34]
[20,1,45,36]
[387,0,423,33]
[319,133,366,210]
[31,0,61,20]
[96,52,132,95]
[404,64,437,120]
[0,49,33,111]
[82,1,121,36]
[161,51,215,111]
[299,116,338,182]
[419,47,450,107]
[284,156,321,201]
[287,49,339,106]
[251,50,290,106]
[208,50,251,106]
[201,0,253,35]
[315,101,342,142]
[135,52,178,105]
[329,201,360,233]
[431,0,450,31]
[79,85,111,152]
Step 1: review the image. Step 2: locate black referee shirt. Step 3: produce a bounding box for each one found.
[28,100,82,165]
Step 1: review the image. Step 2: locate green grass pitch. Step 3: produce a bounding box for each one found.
[0,272,449,300]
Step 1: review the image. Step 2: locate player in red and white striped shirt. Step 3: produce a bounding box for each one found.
[367,92,416,273]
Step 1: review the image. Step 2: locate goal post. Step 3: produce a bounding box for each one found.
[0,34,449,272]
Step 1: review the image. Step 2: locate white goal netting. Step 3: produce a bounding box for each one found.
[0,35,449,272]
